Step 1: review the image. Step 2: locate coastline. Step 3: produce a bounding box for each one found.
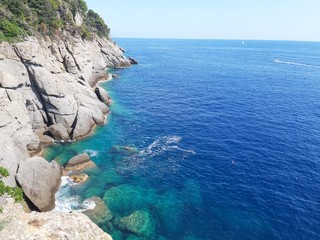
[0,31,132,238]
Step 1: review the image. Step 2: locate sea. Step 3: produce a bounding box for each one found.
[44,39,320,240]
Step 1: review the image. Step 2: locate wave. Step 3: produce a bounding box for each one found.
[84,149,99,157]
[53,176,95,213]
[274,59,320,69]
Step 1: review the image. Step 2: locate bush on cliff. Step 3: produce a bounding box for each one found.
[0,0,110,41]
[0,167,24,203]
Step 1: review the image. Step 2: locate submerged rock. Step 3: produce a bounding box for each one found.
[118,210,155,238]
[83,196,113,224]
[110,145,138,155]
[103,184,155,216]
[16,157,62,211]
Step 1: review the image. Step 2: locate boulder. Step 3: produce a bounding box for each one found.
[83,196,113,224]
[26,132,40,151]
[35,128,54,145]
[65,153,96,172]
[118,210,155,238]
[95,86,111,106]
[16,157,62,211]
[112,74,120,79]
[128,57,138,64]
[49,123,70,140]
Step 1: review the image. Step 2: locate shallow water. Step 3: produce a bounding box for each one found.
[45,39,320,240]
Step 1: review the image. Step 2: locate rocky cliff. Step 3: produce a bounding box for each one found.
[0,1,132,238]
[0,30,130,189]
[0,199,112,240]
[0,32,129,236]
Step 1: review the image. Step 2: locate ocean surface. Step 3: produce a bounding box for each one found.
[45,39,320,240]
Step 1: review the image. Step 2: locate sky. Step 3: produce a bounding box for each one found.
[86,0,320,41]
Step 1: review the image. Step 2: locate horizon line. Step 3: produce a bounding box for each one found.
[111,36,320,43]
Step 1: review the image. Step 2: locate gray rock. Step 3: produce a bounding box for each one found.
[26,132,40,151]
[83,196,113,224]
[0,200,113,240]
[49,123,70,140]
[16,157,62,211]
[95,86,111,106]
[74,12,83,27]
[0,196,7,208]
[112,74,120,79]
[0,71,23,89]
[65,153,96,172]
[66,153,90,167]
[129,57,138,64]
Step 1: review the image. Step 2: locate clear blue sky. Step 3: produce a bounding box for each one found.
[86,0,320,41]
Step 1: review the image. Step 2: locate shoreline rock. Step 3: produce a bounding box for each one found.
[16,157,62,212]
[0,31,131,192]
[128,57,139,64]
[0,199,113,240]
[64,152,96,172]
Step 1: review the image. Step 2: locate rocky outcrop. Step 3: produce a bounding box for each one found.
[0,199,112,240]
[16,157,62,212]
[65,152,96,172]
[0,31,130,196]
[128,57,139,65]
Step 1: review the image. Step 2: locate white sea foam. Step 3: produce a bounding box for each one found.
[274,59,320,69]
[53,176,96,213]
[118,135,196,175]
[84,149,99,157]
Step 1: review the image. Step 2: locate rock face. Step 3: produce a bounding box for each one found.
[0,32,130,198]
[16,157,62,211]
[0,200,113,240]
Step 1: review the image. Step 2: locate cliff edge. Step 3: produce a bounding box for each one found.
[0,0,132,238]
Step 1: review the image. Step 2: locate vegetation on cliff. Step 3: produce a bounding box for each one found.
[0,0,110,42]
[0,167,23,203]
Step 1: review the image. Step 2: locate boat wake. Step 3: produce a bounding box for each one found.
[274,59,320,69]
[53,176,95,213]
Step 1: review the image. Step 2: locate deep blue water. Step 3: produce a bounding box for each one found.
[46,39,320,240]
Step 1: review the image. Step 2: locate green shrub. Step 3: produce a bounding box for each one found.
[0,166,24,203]
[80,25,91,40]
[51,18,64,29]
[49,0,60,11]
[0,19,27,37]
[86,9,110,38]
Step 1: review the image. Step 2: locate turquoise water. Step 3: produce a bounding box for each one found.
[45,39,320,239]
